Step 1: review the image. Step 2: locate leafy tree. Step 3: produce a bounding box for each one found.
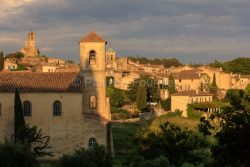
[168,74,176,94]
[0,142,38,167]
[128,56,182,68]
[160,97,171,111]
[136,122,210,167]
[129,155,172,167]
[58,145,112,167]
[136,85,147,111]
[6,52,24,59]
[199,88,250,166]
[127,76,159,102]
[0,50,4,70]
[107,87,124,108]
[209,57,250,75]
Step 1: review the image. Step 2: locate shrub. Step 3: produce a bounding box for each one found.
[58,145,112,167]
[0,142,38,167]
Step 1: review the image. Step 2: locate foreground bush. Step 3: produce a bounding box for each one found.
[0,142,38,167]
[58,145,112,167]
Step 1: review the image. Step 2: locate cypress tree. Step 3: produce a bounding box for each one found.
[136,85,147,111]
[0,51,4,70]
[14,89,26,142]
[168,73,176,94]
[212,73,217,87]
[210,73,218,97]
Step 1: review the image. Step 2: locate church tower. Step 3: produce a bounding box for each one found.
[79,32,111,120]
[20,31,39,57]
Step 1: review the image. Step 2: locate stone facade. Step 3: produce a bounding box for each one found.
[0,32,112,159]
[20,32,39,57]
[171,90,213,117]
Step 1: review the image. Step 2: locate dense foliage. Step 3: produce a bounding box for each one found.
[209,57,250,74]
[0,51,4,70]
[136,84,147,111]
[136,122,210,167]
[199,88,250,166]
[58,145,112,167]
[168,74,176,94]
[5,52,24,59]
[0,142,38,167]
[107,87,124,108]
[129,155,172,167]
[127,76,159,103]
[128,56,182,68]
[160,97,171,111]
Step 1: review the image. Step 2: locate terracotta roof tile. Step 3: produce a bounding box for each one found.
[174,70,201,80]
[172,90,212,97]
[80,31,106,43]
[0,72,81,92]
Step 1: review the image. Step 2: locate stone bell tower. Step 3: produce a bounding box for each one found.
[79,32,111,120]
[19,31,39,57]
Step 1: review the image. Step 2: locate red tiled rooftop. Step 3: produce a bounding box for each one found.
[80,31,106,43]
[0,72,81,92]
[171,90,213,97]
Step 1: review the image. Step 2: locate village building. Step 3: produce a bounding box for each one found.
[171,90,213,117]
[0,31,113,159]
[174,70,210,92]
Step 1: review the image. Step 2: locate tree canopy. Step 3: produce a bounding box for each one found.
[209,57,250,75]
[199,88,250,166]
[128,56,182,68]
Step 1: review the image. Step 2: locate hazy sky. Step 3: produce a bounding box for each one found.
[1,0,250,64]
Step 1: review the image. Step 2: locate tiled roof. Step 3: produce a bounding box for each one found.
[80,31,106,43]
[172,90,213,97]
[174,70,201,80]
[0,72,81,92]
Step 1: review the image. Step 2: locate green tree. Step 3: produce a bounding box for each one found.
[107,87,124,108]
[160,97,171,111]
[168,74,176,94]
[127,76,159,102]
[130,155,172,167]
[0,50,4,70]
[209,73,218,97]
[136,122,210,167]
[58,145,112,167]
[0,142,38,167]
[199,88,250,166]
[136,85,147,111]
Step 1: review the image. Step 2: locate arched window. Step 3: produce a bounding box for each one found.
[88,138,97,150]
[89,50,96,64]
[23,101,32,117]
[89,96,97,109]
[53,101,62,116]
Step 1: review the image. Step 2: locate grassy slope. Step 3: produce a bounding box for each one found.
[112,111,202,166]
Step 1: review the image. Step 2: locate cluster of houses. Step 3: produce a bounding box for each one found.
[2,32,250,118]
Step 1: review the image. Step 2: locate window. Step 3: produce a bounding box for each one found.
[88,138,97,150]
[179,79,181,83]
[23,101,32,117]
[53,101,62,116]
[89,96,97,109]
[89,50,96,64]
